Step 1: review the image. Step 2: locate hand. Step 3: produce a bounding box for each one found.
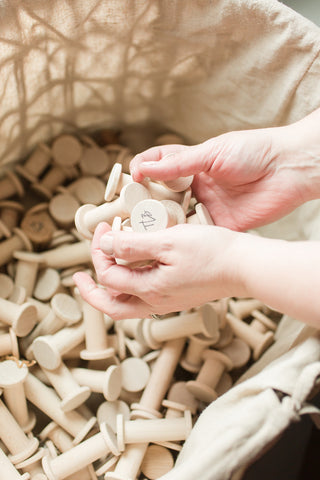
[130,117,320,231]
[73,222,242,319]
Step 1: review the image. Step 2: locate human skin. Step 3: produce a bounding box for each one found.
[73,108,320,324]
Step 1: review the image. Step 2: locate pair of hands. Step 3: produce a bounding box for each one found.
[74,109,320,318]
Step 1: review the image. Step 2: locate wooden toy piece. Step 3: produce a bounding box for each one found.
[105,162,183,204]
[75,182,151,239]
[130,198,185,233]
[32,322,85,370]
[212,321,234,349]
[14,447,47,480]
[52,134,83,167]
[0,200,24,234]
[160,173,194,193]
[14,251,44,298]
[39,422,97,480]
[0,170,24,200]
[49,192,80,228]
[0,272,14,298]
[226,312,274,361]
[0,395,39,464]
[186,203,214,225]
[48,230,77,249]
[250,309,278,334]
[228,298,265,319]
[15,142,51,183]
[0,360,36,433]
[0,446,31,479]
[96,400,130,432]
[0,297,37,337]
[71,365,122,402]
[138,307,219,350]
[120,357,150,393]
[124,337,150,358]
[24,373,97,446]
[39,240,91,269]
[186,349,233,403]
[39,361,91,412]
[21,209,56,246]
[116,411,192,448]
[0,328,19,357]
[116,317,142,340]
[219,338,251,369]
[25,296,51,321]
[79,146,111,176]
[32,164,78,200]
[34,267,65,301]
[130,337,186,420]
[95,454,119,477]
[0,227,32,267]
[162,381,199,419]
[0,217,11,239]
[140,444,174,480]
[180,333,218,373]
[215,372,233,397]
[79,298,115,361]
[26,293,82,352]
[66,175,106,205]
[41,422,119,480]
[181,186,192,213]
[104,443,147,480]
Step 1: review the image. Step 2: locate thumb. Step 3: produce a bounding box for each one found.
[136,141,214,182]
[100,229,170,263]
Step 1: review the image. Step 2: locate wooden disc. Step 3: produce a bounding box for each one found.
[0,359,28,387]
[97,400,130,432]
[166,381,199,414]
[49,193,80,227]
[105,163,123,201]
[161,200,186,224]
[219,338,251,369]
[33,268,61,301]
[79,147,110,176]
[103,365,122,402]
[131,199,169,232]
[141,444,174,480]
[72,176,106,205]
[52,135,82,167]
[120,357,150,392]
[21,210,56,245]
[51,293,82,325]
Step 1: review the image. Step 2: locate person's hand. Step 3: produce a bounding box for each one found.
[73,222,242,319]
[130,113,320,231]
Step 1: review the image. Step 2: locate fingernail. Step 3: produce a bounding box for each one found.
[100,234,114,255]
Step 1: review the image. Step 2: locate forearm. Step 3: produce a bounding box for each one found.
[232,233,320,327]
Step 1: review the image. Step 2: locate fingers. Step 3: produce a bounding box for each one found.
[100,229,170,263]
[130,144,187,182]
[73,271,152,319]
[130,141,214,183]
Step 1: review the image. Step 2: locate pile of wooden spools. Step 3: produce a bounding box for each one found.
[0,130,279,480]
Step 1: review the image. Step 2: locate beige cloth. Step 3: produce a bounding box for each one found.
[1,1,320,478]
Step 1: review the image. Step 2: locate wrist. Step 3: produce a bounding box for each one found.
[272,110,320,203]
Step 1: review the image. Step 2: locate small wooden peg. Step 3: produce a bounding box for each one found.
[52,135,82,167]
[0,395,39,465]
[39,240,91,269]
[0,170,24,201]
[32,165,78,200]
[0,273,14,298]
[130,198,185,233]
[41,423,119,480]
[186,349,233,403]
[219,338,251,369]
[75,182,151,239]
[96,400,130,432]
[0,200,24,234]
[226,312,274,360]
[67,176,106,205]
[0,328,19,357]
[71,365,122,402]
[33,267,65,302]
[0,445,31,479]
[21,209,56,247]
[180,333,218,373]
[228,298,265,319]
[186,203,214,225]
[0,360,36,432]
[14,251,44,298]
[24,373,97,445]
[79,146,111,176]
[0,297,37,337]
[250,309,278,333]
[15,143,51,183]
[49,193,80,228]
[0,228,32,267]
